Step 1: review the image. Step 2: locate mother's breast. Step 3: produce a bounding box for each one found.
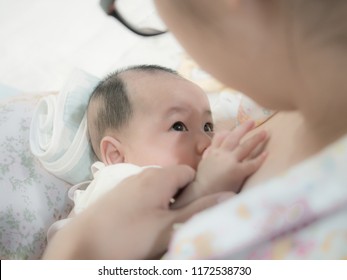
[242,110,321,190]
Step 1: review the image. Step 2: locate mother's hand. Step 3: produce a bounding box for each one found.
[43,165,231,259]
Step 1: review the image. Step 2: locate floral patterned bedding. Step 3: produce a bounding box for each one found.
[0,94,72,259]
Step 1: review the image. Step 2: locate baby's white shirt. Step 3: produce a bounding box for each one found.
[47,162,159,242]
[72,162,159,214]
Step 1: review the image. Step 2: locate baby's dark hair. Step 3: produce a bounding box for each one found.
[87,64,179,158]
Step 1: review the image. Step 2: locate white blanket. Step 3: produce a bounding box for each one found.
[29,69,100,184]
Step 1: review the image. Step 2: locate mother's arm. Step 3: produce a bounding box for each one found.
[43,165,232,259]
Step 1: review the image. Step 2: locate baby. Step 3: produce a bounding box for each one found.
[46,64,267,241]
[73,64,268,212]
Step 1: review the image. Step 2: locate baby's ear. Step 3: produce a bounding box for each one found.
[100,136,124,165]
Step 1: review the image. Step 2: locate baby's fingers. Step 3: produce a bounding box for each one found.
[235,130,268,161]
[219,120,255,150]
[241,151,268,177]
[210,130,230,149]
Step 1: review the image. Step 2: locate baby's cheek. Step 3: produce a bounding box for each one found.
[178,154,200,170]
[144,151,181,167]
[154,152,194,169]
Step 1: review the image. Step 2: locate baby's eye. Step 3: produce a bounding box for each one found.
[204,122,214,132]
[171,121,188,131]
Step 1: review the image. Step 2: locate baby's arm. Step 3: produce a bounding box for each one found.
[172,121,268,208]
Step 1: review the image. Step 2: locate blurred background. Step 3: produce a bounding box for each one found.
[0,0,186,93]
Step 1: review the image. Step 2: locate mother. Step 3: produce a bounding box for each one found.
[154,0,347,259]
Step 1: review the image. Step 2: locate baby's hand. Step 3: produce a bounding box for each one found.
[171,121,268,209]
[196,120,268,194]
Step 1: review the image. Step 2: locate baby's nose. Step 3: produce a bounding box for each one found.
[196,132,212,155]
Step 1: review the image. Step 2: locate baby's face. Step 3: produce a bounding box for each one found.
[119,73,213,170]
